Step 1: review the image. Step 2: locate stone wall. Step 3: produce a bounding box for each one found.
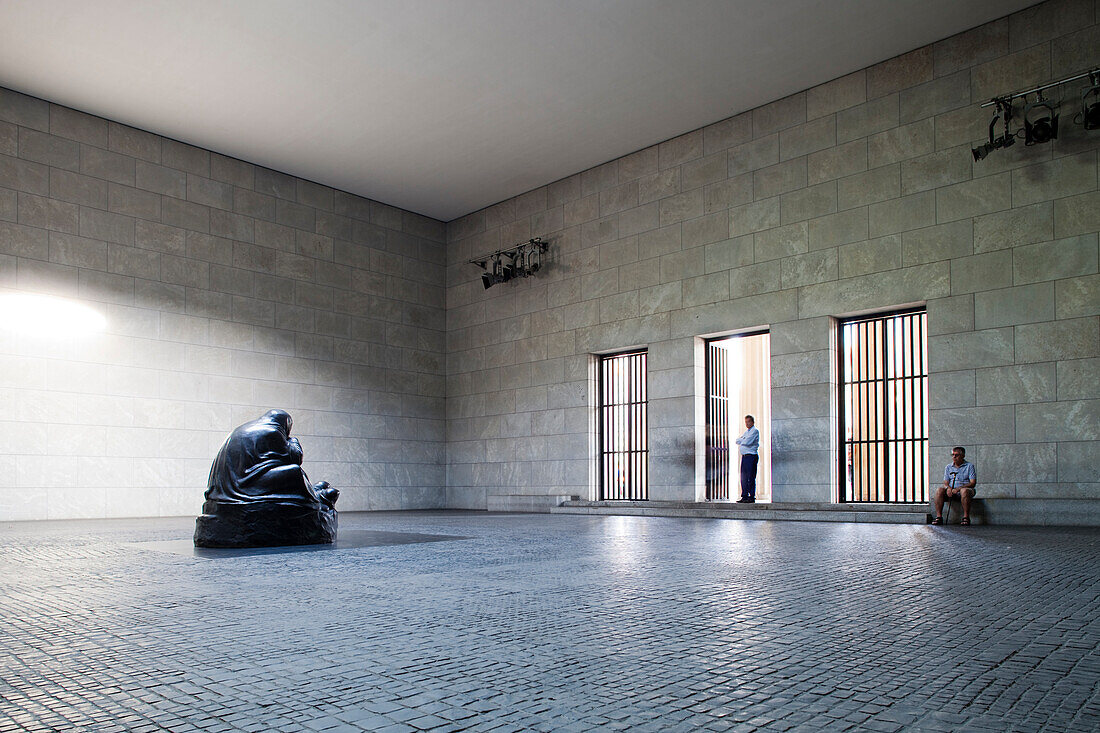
[1,0,1095,524]
[0,89,447,520]
[445,0,1100,519]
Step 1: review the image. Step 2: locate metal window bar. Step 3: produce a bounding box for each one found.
[705,342,730,500]
[839,309,928,503]
[599,350,648,500]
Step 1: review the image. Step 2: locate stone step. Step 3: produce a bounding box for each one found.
[551,500,930,524]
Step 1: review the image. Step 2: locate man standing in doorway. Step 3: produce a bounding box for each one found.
[735,415,759,503]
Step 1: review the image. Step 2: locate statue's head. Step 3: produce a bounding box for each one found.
[263,409,293,437]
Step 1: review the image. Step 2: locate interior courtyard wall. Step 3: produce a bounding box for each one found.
[445,0,1100,517]
[0,89,447,520]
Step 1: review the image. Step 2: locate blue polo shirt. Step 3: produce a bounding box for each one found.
[736,426,759,455]
[943,461,976,488]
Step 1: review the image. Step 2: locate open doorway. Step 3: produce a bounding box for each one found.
[705,332,771,502]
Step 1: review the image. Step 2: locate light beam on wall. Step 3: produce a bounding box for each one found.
[0,293,107,337]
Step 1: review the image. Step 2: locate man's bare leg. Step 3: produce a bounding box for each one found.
[961,487,974,522]
[933,486,947,522]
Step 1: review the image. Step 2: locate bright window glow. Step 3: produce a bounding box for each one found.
[0,293,107,337]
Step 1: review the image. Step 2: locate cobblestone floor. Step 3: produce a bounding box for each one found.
[1,511,1098,732]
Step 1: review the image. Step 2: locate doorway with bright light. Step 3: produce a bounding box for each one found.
[705,332,771,502]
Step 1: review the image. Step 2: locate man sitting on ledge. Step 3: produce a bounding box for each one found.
[931,446,977,526]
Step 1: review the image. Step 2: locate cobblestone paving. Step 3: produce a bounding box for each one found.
[1,512,1098,732]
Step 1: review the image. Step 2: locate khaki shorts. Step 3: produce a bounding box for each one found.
[942,486,976,497]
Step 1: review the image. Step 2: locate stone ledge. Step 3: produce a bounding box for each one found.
[547,499,1100,526]
[487,494,579,513]
[956,498,1100,527]
[550,500,928,524]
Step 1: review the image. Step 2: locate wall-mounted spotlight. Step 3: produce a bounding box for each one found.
[975,65,1098,161]
[973,98,1014,161]
[501,251,517,281]
[515,241,542,276]
[480,252,519,289]
[1023,93,1058,145]
[972,106,1000,161]
[470,238,548,290]
[481,255,502,289]
[1079,72,1100,130]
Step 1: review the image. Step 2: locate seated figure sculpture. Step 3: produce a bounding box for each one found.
[194,409,339,548]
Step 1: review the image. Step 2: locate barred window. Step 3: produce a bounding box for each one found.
[839,309,928,503]
[599,350,647,500]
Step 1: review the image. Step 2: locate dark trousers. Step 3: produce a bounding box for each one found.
[740,454,759,500]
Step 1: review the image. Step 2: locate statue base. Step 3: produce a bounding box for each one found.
[193,500,338,548]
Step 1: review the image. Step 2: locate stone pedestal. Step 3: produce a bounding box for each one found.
[194,501,338,548]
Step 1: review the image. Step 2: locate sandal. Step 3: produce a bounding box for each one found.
[931,516,942,525]
[961,517,971,526]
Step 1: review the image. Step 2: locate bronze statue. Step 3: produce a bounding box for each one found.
[194,410,338,547]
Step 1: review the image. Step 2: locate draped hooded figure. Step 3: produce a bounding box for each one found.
[194,410,339,547]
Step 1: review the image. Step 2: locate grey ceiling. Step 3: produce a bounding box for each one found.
[0,0,1038,222]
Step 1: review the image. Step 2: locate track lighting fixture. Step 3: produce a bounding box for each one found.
[470,238,548,290]
[974,66,1098,161]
